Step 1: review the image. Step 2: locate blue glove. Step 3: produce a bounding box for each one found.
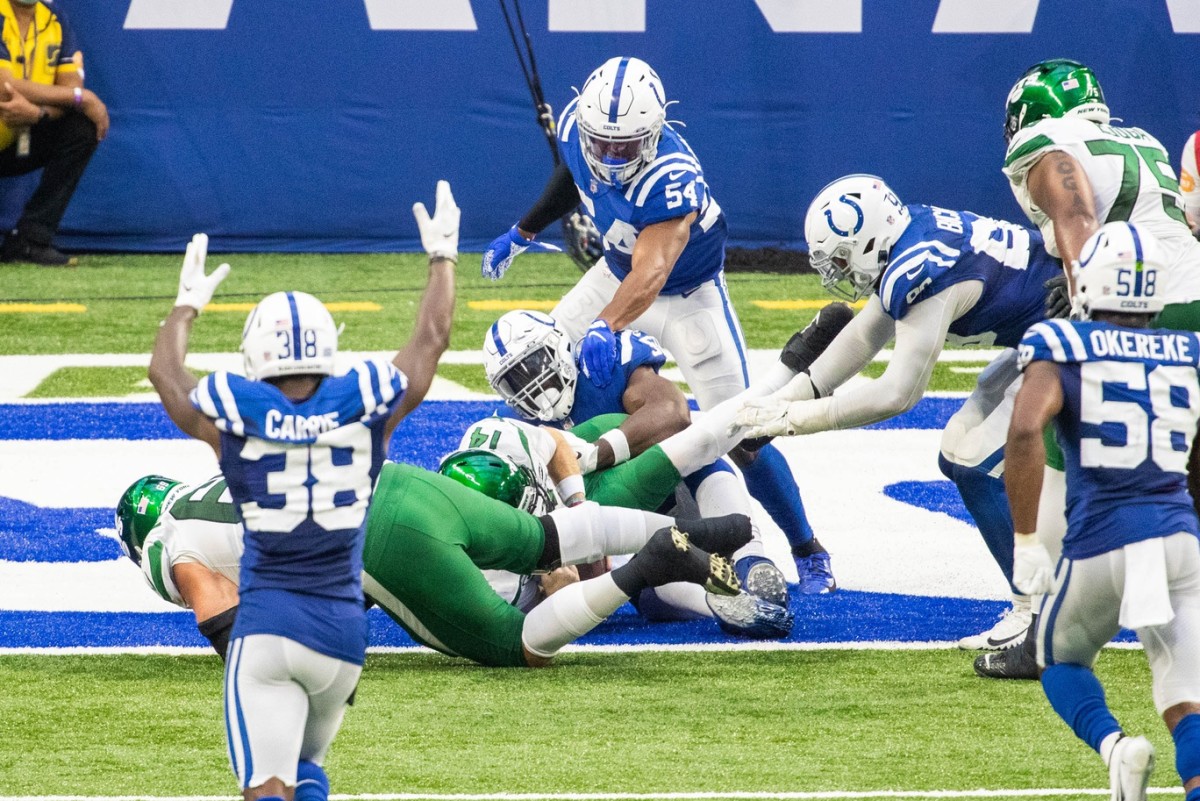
[481,224,561,281]
[578,319,618,387]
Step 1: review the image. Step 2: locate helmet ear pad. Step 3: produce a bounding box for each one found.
[241,291,339,381]
[484,310,577,422]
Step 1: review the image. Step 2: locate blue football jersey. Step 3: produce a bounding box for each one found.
[1019,319,1200,559]
[556,98,726,294]
[878,205,1060,347]
[190,358,406,663]
[499,329,666,428]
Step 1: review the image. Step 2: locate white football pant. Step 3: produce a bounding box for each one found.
[225,634,361,789]
[552,259,750,409]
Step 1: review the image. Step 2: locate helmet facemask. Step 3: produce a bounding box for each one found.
[485,311,577,422]
[438,450,552,515]
[574,56,668,191]
[578,119,663,190]
[810,242,885,302]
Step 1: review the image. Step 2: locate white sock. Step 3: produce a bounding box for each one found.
[646,582,714,619]
[691,468,765,561]
[550,502,674,565]
[521,574,629,658]
[659,394,751,476]
[1100,731,1123,766]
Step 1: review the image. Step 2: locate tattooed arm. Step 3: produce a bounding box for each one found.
[1026,151,1100,294]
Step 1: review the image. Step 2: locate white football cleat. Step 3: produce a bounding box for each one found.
[1109,735,1155,801]
[958,596,1032,650]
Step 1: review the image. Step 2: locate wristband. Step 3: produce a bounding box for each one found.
[555,474,585,505]
[72,87,83,107]
[599,428,631,465]
[1014,532,1040,547]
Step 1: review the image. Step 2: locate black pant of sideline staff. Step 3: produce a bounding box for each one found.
[0,111,98,266]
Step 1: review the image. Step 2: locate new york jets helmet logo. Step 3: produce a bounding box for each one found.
[825,194,864,237]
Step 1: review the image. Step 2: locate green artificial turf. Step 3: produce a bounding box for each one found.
[0,650,1172,797]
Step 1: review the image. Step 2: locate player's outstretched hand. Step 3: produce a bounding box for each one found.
[1012,533,1054,595]
[413,180,460,263]
[481,224,561,280]
[578,319,617,387]
[733,397,797,438]
[174,233,230,313]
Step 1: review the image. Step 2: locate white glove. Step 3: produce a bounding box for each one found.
[1013,533,1055,595]
[733,396,798,438]
[575,442,600,475]
[174,233,230,312]
[413,180,460,262]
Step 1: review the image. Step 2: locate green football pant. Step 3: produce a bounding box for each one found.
[362,462,546,668]
[571,413,685,511]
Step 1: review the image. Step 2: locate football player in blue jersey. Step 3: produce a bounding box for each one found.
[480,57,829,593]
[735,173,1062,651]
[482,309,789,614]
[1006,223,1200,801]
[148,182,461,801]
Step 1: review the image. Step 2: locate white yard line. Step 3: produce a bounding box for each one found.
[0,349,1004,402]
[0,789,1183,801]
[0,641,1144,657]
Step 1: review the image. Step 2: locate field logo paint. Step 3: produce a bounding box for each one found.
[122,0,1200,33]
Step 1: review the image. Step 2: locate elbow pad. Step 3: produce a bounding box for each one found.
[197,605,238,661]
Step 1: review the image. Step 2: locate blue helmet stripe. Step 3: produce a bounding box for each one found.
[1127,222,1144,269]
[607,57,630,124]
[286,292,302,361]
[490,321,508,357]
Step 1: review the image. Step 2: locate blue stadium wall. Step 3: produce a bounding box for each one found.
[34,0,1200,253]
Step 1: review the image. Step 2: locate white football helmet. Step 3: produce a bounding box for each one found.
[484,310,577,422]
[575,56,667,190]
[241,291,339,380]
[1075,222,1166,318]
[804,174,911,302]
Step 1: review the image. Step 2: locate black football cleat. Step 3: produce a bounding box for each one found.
[636,526,741,596]
[670,514,753,557]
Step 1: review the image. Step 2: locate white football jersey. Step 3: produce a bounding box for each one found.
[1004,117,1200,303]
[140,478,244,608]
[455,416,593,507]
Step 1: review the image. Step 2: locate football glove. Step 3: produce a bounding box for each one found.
[412,180,460,262]
[1043,274,1071,320]
[174,233,230,312]
[1013,533,1055,595]
[578,319,618,387]
[481,224,561,280]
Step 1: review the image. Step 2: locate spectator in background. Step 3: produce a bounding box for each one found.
[0,0,107,266]
[1182,131,1200,237]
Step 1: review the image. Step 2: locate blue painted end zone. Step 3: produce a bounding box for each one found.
[0,592,1137,650]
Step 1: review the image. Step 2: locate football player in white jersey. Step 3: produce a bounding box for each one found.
[147,182,460,801]
[1178,130,1200,235]
[480,56,830,594]
[443,414,793,638]
[1003,59,1200,325]
[1007,223,1200,801]
[733,174,1060,654]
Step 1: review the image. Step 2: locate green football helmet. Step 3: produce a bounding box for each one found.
[1005,59,1109,142]
[115,475,183,565]
[438,449,551,515]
